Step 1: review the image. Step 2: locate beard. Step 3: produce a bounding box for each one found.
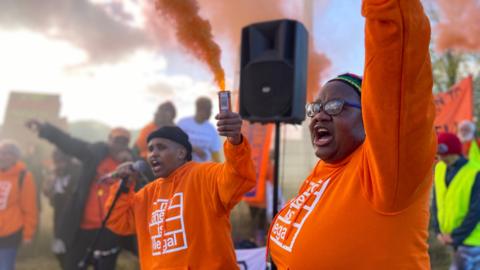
[458,131,475,143]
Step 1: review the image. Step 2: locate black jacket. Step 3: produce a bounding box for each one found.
[38,123,115,248]
[50,161,82,240]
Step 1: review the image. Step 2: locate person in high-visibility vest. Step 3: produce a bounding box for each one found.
[433,132,480,270]
[458,120,480,163]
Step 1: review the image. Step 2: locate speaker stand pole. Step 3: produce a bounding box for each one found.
[271,121,281,270]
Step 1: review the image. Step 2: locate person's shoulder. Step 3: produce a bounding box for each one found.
[174,162,209,177]
[177,117,193,126]
[178,116,193,122]
[189,161,219,174]
[139,180,156,193]
[205,121,217,132]
[471,160,480,169]
[142,122,156,131]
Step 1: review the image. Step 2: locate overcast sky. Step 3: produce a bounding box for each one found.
[0,0,365,129]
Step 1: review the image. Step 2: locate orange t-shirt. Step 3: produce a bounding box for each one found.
[135,122,158,159]
[107,138,256,269]
[0,162,38,241]
[80,157,119,229]
[268,0,436,269]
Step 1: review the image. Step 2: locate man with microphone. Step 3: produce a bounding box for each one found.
[106,110,256,269]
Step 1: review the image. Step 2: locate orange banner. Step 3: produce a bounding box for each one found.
[242,122,273,207]
[434,76,474,133]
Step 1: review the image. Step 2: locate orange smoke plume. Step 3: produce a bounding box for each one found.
[198,0,330,100]
[435,0,480,52]
[153,0,225,89]
[307,44,331,102]
[149,0,330,95]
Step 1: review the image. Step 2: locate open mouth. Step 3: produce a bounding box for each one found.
[313,126,333,147]
[149,159,163,174]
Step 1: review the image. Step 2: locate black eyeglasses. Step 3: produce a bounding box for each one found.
[306,99,362,117]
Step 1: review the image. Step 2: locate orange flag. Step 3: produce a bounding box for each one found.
[434,76,474,133]
[242,122,273,207]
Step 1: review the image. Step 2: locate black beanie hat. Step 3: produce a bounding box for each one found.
[147,126,193,161]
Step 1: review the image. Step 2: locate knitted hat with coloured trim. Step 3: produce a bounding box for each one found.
[327,73,362,96]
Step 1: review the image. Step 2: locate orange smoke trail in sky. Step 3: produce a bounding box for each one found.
[435,0,480,52]
[154,0,225,89]
[149,0,330,96]
[308,43,331,102]
[198,0,330,100]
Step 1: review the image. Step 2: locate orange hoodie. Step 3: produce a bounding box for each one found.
[135,122,158,159]
[0,162,38,242]
[268,0,436,269]
[107,138,256,269]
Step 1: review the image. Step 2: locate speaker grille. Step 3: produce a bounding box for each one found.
[241,60,293,117]
[239,19,307,124]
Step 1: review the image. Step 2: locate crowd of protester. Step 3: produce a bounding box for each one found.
[1,94,479,270]
[0,96,231,270]
[1,0,480,269]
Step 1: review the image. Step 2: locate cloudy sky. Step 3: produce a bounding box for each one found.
[0,0,365,129]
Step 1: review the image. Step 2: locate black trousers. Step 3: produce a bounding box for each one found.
[63,228,120,270]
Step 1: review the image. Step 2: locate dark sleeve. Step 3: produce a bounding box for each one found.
[431,186,440,235]
[131,145,141,159]
[451,172,480,247]
[38,123,93,162]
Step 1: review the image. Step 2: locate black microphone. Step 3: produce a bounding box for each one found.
[98,160,149,183]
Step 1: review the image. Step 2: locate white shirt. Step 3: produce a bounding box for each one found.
[177,117,221,162]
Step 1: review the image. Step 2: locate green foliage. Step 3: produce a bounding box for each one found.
[475,76,480,130]
[431,50,464,93]
[431,50,480,126]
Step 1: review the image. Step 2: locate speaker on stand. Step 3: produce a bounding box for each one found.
[239,19,309,269]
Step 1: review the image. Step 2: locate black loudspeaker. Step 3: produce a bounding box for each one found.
[239,19,308,124]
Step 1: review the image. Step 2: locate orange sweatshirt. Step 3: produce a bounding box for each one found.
[135,122,158,159]
[268,0,436,269]
[107,138,256,269]
[0,162,38,242]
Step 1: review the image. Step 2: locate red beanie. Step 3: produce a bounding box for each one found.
[437,132,462,155]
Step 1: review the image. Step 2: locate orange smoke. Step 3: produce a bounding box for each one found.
[308,44,331,102]
[435,0,480,52]
[198,0,330,100]
[153,0,225,89]
[149,0,330,95]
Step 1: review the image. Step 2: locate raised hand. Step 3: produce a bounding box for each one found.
[215,111,243,145]
[25,119,43,134]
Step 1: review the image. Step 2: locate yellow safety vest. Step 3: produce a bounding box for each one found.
[434,160,480,246]
[468,140,480,163]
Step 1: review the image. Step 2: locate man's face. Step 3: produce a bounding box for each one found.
[0,148,17,170]
[437,154,459,166]
[154,103,175,126]
[308,81,365,163]
[195,100,212,123]
[147,138,186,178]
[458,124,474,142]
[53,152,69,176]
[108,136,130,159]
